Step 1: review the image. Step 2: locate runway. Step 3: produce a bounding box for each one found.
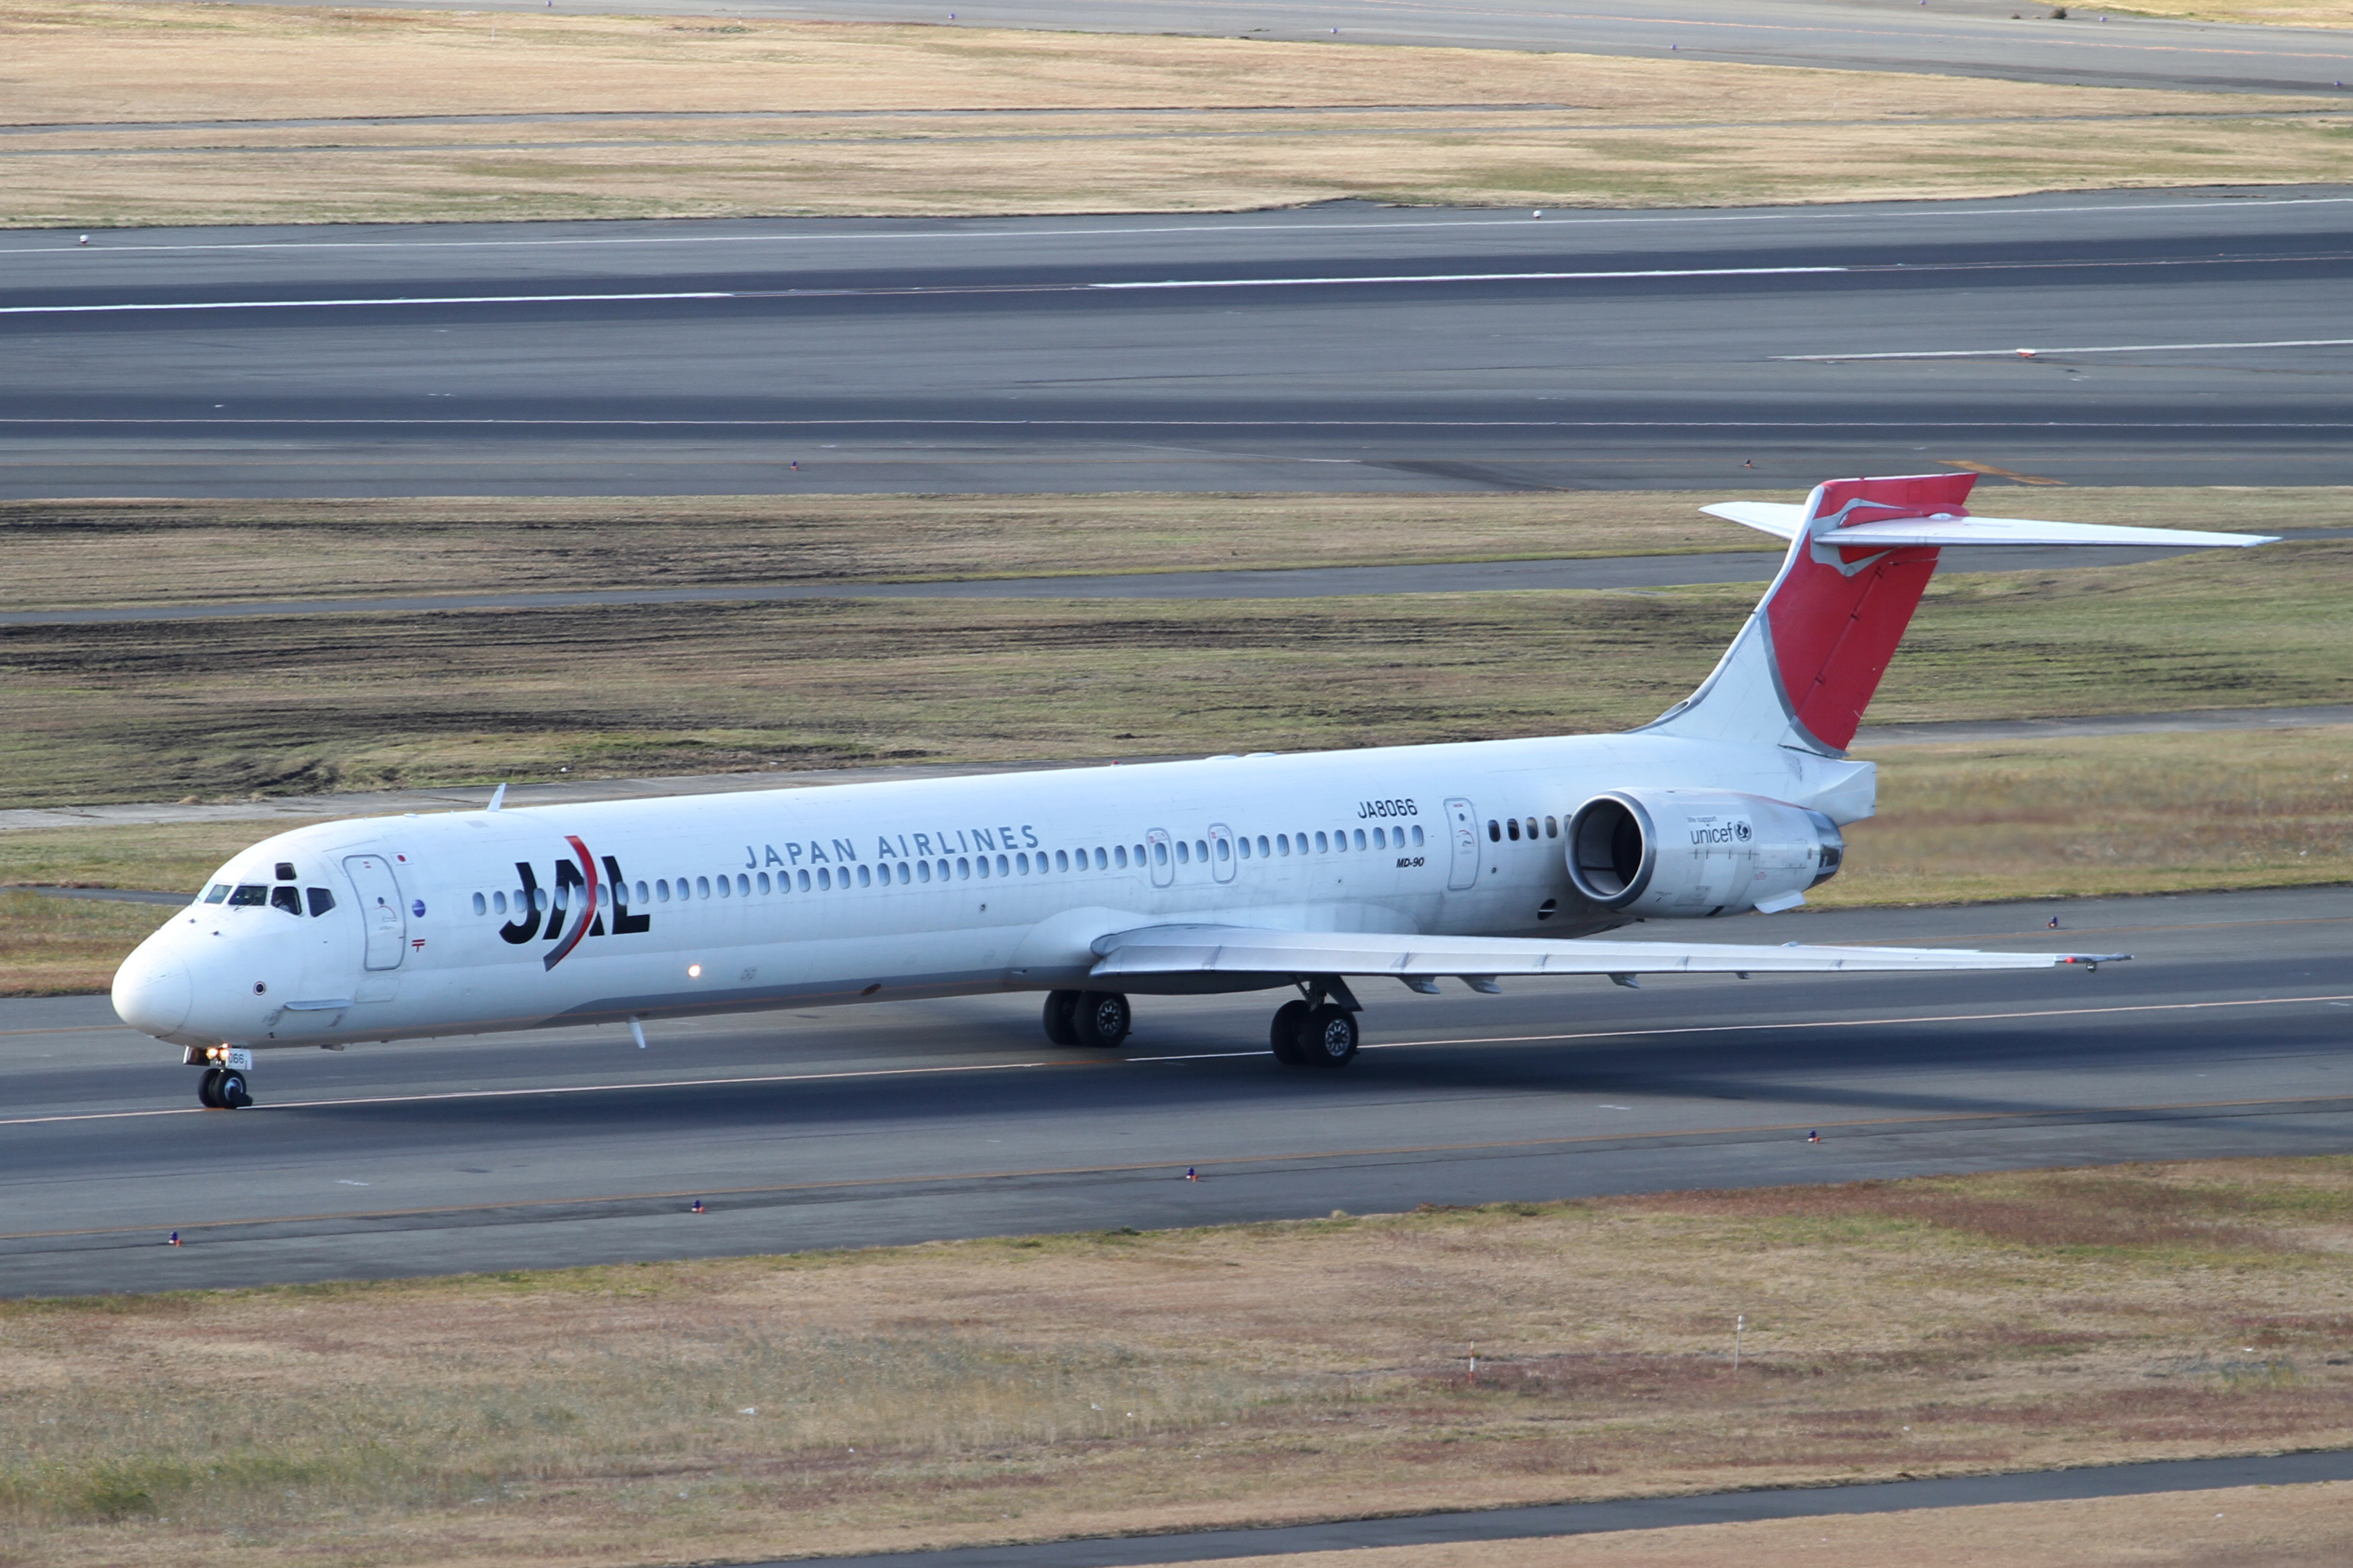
[8,884,2350,1299]
[6,188,2352,496]
[209,0,2353,97]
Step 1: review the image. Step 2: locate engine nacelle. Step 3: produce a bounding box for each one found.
[1565,788,1844,918]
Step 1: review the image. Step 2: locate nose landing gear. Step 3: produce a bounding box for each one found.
[196,1066,251,1109]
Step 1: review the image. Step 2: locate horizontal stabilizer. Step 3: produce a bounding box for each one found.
[1089,924,2124,980]
[1701,501,2276,550]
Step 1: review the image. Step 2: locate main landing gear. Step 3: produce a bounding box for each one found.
[1039,980,1361,1068]
[1271,978,1360,1069]
[196,1066,251,1109]
[1043,989,1132,1049]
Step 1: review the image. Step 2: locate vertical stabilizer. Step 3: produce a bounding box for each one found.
[1644,473,1973,755]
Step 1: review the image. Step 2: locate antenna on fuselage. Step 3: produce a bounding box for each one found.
[487,782,507,812]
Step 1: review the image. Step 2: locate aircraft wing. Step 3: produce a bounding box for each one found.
[1088,924,2125,984]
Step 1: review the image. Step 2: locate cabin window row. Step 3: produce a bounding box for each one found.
[464,821,1441,916]
[1487,816,1559,844]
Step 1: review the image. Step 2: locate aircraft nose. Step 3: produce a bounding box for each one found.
[113,945,193,1037]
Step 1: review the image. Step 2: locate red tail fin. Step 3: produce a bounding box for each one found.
[1766,473,1973,750]
[1648,472,1975,754]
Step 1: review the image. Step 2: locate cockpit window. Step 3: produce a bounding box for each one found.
[270,886,302,916]
[227,884,269,906]
[306,887,337,917]
[204,884,230,904]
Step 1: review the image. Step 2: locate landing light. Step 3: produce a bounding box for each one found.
[687,963,703,979]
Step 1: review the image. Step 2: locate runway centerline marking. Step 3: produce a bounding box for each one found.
[7,990,2349,1129]
[0,266,1846,316]
[1781,336,2353,361]
[7,1087,2349,1246]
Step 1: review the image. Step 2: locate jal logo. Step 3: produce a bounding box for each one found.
[499,837,650,971]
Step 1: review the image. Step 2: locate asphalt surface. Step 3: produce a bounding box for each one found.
[8,884,2351,1298]
[208,0,2353,97]
[6,188,2353,496]
[781,1451,2353,1568]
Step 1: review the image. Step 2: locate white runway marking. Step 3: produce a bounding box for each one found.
[6,989,2348,1129]
[1781,337,2353,361]
[0,264,1842,316]
[0,194,2346,255]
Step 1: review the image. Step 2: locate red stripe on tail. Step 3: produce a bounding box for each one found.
[1764,472,1975,751]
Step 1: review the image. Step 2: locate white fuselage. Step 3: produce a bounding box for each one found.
[114,730,1874,1053]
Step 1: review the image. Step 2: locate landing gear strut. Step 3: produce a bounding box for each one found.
[1044,989,1130,1049]
[196,1066,251,1109]
[1271,978,1361,1069]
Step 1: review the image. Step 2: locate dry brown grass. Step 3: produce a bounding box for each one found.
[0,3,2343,227]
[4,1160,2351,1567]
[1824,725,2353,907]
[0,492,1763,610]
[1160,1482,2353,1568]
[0,891,171,996]
[2107,0,2353,24]
[8,534,2350,809]
[3,487,2329,612]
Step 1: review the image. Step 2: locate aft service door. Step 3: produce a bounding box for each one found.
[1443,798,1481,891]
[344,854,407,970]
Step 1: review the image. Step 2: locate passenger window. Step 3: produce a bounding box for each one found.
[1115,846,1129,868]
[1371,828,1385,849]
[1527,818,1539,840]
[813,867,828,890]
[1314,831,1329,853]
[472,892,487,916]
[1215,838,1230,862]
[996,854,1010,876]
[956,857,970,880]
[1175,840,1189,864]
[799,869,813,890]
[1487,820,1501,842]
[1352,829,1366,850]
[307,887,336,917]
[635,881,649,904]
[655,879,670,902]
[1134,844,1147,865]
[1054,849,1068,871]
[1155,842,1169,866]
[1507,818,1521,841]
[737,874,750,896]
[270,886,302,916]
[1276,835,1290,856]
[1256,835,1269,857]
[1412,824,1425,847]
[977,856,991,879]
[1094,847,1108,869]
[717,875,732,899]
[756,872,770,895]
[204,884,230,904]
[854,865,869,887]
[1017,853,1030,875]
[493,891,508,914]
[228,884,268,906]
[1236,837,1250,860]
[1196,840,1209,862]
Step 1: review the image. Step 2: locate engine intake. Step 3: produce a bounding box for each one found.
[1567,788,1844,917]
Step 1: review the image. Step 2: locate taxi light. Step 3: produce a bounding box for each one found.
[687,963,703,979]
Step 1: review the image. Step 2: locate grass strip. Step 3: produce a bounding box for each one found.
[5,1159,2350,1567]
[1,4,2345,226]
[3,488,2329,613]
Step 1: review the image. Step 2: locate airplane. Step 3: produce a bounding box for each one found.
[111,472,2274,1110]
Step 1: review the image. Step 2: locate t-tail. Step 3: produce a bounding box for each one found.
[1643,472,2276,755]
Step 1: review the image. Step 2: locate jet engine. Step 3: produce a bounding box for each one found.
[1565,788,1844,918]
